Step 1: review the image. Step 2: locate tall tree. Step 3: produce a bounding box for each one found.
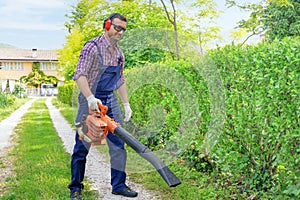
[263,0,299,41]
[159,0,180,60]
[22,62,46,88]
[188,0,221,54]
[226,0,298,44]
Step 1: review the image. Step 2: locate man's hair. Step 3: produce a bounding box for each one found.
[103,13,127,29]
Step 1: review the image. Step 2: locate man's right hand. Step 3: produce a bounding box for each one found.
[86,95,102,112]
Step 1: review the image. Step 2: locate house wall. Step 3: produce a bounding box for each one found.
[0,61,63,81]
[0,61,32,80]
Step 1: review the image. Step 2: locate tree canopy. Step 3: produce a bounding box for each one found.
[58,0,299,81]
[226,0,299,43]
[22,62,58,88]
[58,0,221,80]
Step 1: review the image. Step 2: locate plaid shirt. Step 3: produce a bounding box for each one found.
[73,34,125,91]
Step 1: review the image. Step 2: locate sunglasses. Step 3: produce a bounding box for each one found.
[112,24,126,32]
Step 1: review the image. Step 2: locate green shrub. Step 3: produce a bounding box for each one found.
[125,60,211,154]
[125,36,299,199]
[0,91,16,108]
[12,84,27,98]
[57,80,79,107]
[208,37,300,199]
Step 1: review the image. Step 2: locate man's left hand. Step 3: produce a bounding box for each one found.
[123,103,132,122]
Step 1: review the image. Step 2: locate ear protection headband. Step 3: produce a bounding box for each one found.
[104,13,118,31]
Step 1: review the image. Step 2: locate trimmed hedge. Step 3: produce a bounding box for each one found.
[125,37,299,199]
[57,80,78,107]
[125,60,211,151]
[207,37,300,199]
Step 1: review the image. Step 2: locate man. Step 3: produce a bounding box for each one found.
[68,13,138,199]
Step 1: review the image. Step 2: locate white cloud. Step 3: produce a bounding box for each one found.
[0,0,69,30]
[2,22,65,31]
[1,0,65,10]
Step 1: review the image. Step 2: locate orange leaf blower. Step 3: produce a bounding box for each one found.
[76,103,181,187]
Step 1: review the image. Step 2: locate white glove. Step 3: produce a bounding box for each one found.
[87,95,102,112]
[123,102,132,122]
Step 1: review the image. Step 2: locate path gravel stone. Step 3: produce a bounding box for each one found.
[46,98,160,200]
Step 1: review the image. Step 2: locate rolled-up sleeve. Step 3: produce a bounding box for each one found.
[73,39,99,81]
[73,49,90,80]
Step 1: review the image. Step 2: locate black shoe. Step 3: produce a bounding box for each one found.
[112,186,138,198]
[70,191,82,200]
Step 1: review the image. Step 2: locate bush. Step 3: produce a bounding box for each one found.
[12,84,27,98]
[0,91,16,108]
[125,60,211,153]
[208,37,300,199]
[57,80,79,107]
[125,37,299,199]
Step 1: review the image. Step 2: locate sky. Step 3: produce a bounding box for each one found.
[0,0,257,50]
[0,0,74,50]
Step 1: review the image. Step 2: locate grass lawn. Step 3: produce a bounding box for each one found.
[0,98,98,200]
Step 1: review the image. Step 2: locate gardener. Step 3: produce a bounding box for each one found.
[68,13,138,199]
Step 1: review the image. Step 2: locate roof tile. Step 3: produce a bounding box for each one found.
[0,48,58,61]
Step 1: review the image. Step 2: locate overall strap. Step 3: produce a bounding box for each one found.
[83,40,107,95]
[117,49,123,66]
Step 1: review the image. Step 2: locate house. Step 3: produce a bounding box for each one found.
[0,48,64,95]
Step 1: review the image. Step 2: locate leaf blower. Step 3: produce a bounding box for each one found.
[75,103,181,187]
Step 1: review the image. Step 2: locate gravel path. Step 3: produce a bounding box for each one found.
[46,98,160,200]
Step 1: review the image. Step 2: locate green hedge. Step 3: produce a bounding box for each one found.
[57,80,79,107]
[0,91,16,108]
[207,37,300,199]
[125,37,299,199]
[125,60,211,152]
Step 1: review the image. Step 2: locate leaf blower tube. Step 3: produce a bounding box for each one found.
[114,126,181,187]
[79,103,181,187]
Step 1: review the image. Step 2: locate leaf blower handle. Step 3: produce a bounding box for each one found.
[97,102,119,134]
[97,102,108,117]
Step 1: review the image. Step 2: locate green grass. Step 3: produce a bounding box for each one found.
[0,98,30,121]
[0,98,98,200]
[52,97,226,200]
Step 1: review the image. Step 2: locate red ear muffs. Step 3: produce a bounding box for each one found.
[105,19,111,31]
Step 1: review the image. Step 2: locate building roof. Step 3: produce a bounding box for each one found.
[0,48,58,61]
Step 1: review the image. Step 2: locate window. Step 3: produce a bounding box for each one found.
[50,63,57,70]
[4,62,13,70]
[40,62,48,70]
[14,62,24,70]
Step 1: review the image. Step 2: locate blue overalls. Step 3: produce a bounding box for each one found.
[68,41,127,194]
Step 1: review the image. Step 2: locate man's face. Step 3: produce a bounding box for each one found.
[107,18,127,42]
